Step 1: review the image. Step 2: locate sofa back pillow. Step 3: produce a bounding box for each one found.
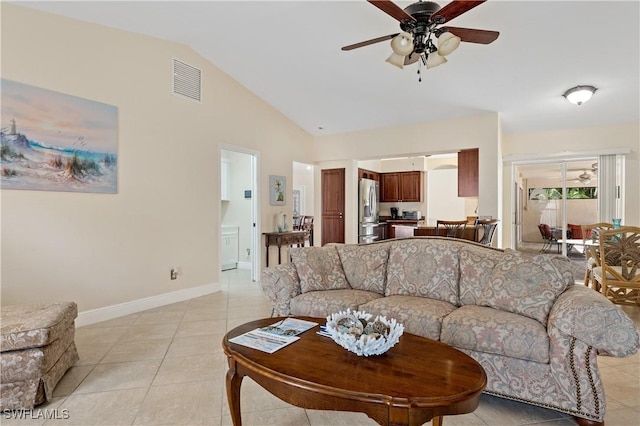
[336,243,390,295]
[459,245,505,305]
[290,245,350,294]
[478,249,574,324]
[386,239,460,305]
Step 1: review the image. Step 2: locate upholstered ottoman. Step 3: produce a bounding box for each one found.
[0,302,79,410]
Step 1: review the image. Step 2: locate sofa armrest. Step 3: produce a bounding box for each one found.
[260,263,301,317]
[548,284,640,357]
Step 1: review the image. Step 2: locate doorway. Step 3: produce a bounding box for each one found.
[514,159,599,256]
[220,147,259,282]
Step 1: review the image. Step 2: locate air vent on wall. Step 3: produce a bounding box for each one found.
[173,59,201,102]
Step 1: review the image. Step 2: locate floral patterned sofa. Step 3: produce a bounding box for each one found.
[261,237,640,425]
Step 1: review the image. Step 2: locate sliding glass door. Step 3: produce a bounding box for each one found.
[514,159,599,257]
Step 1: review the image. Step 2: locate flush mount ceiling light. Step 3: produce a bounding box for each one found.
[341,1,500,82]
[563,85,598,106]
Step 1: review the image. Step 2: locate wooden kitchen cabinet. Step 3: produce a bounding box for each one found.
[358,168,380,181]
[458,148,479,197]
[380,171,423,202]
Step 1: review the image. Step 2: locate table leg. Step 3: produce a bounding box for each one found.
[265,240,270,267]
[432,416,443,426]
[226,358,244,426]
[278,244,282,264]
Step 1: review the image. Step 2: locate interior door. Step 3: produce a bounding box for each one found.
[321,168,345,245]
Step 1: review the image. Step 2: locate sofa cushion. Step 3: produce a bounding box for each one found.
[441,305,550,363]
[336,243,389,295]
[478,249,574,324]
[385,239,460,305]
[459,245,504,305]
[1,302,78,352]
[290,289,382,317]
[290,246,350,294]
[359,295,457,341]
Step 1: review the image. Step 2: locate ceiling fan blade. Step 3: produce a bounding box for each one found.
[432,1,486,24]
[368,0,416,23]
[342,33,399,51]
[439,26,499,44]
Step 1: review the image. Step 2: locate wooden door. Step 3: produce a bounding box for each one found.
[321,168,345,245]
[458,148,479,197]
[400,171,423,202]
[380,173,400,202]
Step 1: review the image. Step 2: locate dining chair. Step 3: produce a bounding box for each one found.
[436,220,467,239]
[292,215,303,231]
[301,215,314,246]
[593,226,640,306]
[580,222,613,290]
[473,219,499,246]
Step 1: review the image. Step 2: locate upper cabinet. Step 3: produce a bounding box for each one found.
[358,168,380,181]
[458,148,479,197]
[380,171,423,202]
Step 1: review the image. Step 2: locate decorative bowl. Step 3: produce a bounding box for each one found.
[325,309,404,356]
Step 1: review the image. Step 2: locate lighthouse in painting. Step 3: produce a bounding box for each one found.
[9,118,17,135]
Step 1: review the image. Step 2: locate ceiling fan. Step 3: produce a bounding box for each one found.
[567,163,598,184]
[342,0,499,80]
[567,170,594,185]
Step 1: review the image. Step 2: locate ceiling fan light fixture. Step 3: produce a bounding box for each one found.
[386,53,408,69]
[426,52,447,68]
[436,32,461,56]
[390,32,414,55]
[386,32,414,69]
[563,85,597,105]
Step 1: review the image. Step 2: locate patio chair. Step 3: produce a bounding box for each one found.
[538,223,560,253]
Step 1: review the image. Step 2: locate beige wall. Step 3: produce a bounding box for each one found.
[313,113,502,245]
[1,5,312,311]
[502,122,640,246]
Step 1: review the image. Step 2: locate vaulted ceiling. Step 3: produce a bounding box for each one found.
[20,1,640,136]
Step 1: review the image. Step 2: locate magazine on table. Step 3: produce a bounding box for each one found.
[229,318,318,353]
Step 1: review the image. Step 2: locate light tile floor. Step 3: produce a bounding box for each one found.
[5,269,639,425]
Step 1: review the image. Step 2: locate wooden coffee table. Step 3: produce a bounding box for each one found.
[223,317,486,426]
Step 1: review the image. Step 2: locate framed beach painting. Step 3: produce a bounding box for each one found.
[269,175,286,206]
[1,79,118,193]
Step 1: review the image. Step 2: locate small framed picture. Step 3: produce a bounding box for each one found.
[269,175,286,206]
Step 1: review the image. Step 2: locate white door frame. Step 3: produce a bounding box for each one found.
[219,144,261,282]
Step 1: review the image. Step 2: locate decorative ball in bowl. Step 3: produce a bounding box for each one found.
[326,309,404,357]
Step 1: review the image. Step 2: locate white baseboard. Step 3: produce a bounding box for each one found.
[76,282,220,327]
[237,261,251,270]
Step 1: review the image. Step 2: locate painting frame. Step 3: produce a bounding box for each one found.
[1,79,118,193]
[269,175,286,206]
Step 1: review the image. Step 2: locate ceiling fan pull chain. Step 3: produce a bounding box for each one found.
[417,59,422,82]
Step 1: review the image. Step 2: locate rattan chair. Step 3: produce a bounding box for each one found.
[580,222,613,290]
[436,220,467,239]
[593,226,640,306]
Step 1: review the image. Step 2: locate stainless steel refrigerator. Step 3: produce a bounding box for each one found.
[358,178,380,244]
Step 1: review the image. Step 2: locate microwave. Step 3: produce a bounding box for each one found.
[403,211,421,220]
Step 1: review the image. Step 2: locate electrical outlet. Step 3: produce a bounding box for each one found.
[170,268,178,280]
